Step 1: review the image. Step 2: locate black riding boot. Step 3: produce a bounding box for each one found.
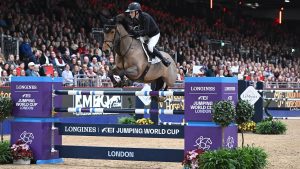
[152,48,171,67]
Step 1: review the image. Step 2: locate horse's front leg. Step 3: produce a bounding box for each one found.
[124,66,139,79]
[108,66,125,87]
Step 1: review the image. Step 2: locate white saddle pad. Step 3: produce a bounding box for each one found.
[139,37,161,65]
[151,57,161,64]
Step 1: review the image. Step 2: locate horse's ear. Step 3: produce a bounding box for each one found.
[104,18,115,25]
[103,25,110,33]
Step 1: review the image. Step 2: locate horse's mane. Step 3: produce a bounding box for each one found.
[114,14,131,32]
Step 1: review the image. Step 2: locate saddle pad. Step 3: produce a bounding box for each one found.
[139,38,161,64]
[151,57,161,64]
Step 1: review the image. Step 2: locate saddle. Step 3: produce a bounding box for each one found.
[138,37,161,64]
[144,44,161,64]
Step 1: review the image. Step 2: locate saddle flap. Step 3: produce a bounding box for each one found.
[139,39,161,64]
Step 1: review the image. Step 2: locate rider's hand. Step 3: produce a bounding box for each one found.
[129,30,139,37]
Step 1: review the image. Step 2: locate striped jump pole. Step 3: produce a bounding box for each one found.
[258,89,300,93]
[54,107,184,115]
[159,122,187,126]
[272,117,300,120]
[263,98,300,101]
[53,90,184,96]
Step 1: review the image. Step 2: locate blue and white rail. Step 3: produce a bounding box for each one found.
[53,90,184,96]
[54,107,184,115]
[258,89,300,93]
[263,98,300,101]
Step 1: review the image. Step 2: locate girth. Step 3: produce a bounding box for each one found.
[135,63,151,82]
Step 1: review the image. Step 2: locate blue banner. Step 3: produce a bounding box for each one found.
[55,123,184,138]
[55,145,184,162]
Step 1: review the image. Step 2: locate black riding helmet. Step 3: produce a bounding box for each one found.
[125,2,141,12]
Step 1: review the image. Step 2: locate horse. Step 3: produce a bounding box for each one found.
[102,15,177,91]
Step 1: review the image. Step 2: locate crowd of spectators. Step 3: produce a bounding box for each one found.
[0,0,299,88]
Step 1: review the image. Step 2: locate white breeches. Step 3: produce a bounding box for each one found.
[147,33,160,53]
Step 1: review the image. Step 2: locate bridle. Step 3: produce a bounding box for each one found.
[103,24,133,58]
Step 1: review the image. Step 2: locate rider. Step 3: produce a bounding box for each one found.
[125,2,171,67]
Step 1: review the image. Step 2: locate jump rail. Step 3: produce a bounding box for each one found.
[258,89,300,93]
[263,98,300,101]
[54,108,184,115]
[54,90,185,96]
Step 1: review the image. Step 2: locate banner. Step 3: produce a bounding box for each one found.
[265,91,300,109]
[73,88,122,109]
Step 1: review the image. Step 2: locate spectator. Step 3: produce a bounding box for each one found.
[177,68,185,81]
[7,54,18,68]
[19,37,35,67]
[2,63,10,75]
[62,50,72,65]
[26,62,38,76]
[69,57,77,71]
[86,67,96,78]
[33,65,40,77]
[61,64,74,86]
[54,52,66,75]
[39,50,52,75]
[90,56,101,70]
[53,70,59,77]
[99,66,108,80]
[20,70,26,76]
[205,64,215,77]
[16,62,25,76]
[72,65,81,77]
[79,64,88,77]
[0,70,9,86]
[83,56,92,67]
[0,54,5,68]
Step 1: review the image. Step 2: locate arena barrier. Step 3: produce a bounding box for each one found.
[239,81,300,121]
[259,89,300,119]
[10,77,238,164]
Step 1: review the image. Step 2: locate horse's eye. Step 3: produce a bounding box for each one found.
[111,30,115,34]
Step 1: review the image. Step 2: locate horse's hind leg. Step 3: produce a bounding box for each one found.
[151,77,164,91]
[163,84,168,91]
[151,78,167,102]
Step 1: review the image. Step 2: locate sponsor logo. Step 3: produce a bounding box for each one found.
[101,127,115,133]
[190,86,216,92]
[20,131,34,144]
[226,136,235,149]
[64,126,97,133]
[194,136,212,150]
[16,85,37,90]
[224,87,236,92]
[75,95,121,108]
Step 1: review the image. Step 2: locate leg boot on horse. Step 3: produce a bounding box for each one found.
[152,48,171,67]
[108,66,126,87]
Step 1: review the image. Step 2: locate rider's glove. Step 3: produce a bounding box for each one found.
[129,30,140,37]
